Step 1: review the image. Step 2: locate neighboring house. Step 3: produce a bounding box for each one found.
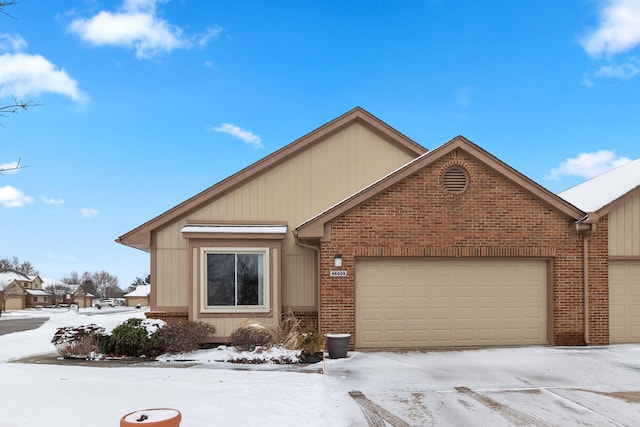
[0,270,52,309]
[39,278,95,308]
[559,158,640,344]
[123,284,151,307]
[58,283,94,308]
[70,286,95,308]
[118,107,614,349]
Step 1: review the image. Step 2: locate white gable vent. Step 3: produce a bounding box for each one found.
[443,166,469,194]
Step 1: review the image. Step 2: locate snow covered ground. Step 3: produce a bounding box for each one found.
[1,307,640,426]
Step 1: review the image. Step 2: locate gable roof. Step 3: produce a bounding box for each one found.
[558,157,640,215]
[124,284,150,298]
[117,107,426,251]
[295,136,587,240]
[0,270,31,290]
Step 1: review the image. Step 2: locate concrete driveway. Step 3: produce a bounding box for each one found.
[323,345,640,426]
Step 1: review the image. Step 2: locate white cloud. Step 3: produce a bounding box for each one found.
[581,0,640,58]
[0,51,86,103]
[581,73,595,87]
[41,196,64,205]
[123,0,163,14]
[67,0,219,59]
[0,34,27,52]
[547,150,632,180]
[196,27,223,47]
[81,208,99,218]
[594,58,640,79]
[209,123,263,149]
[0,185,34,208]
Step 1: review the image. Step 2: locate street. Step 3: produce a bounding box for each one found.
[0,317,49,336]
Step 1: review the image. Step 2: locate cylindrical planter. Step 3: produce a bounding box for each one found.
[325,333,351,359]
[120,408,181,427]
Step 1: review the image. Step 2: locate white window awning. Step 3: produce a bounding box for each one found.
[181,225,287,237]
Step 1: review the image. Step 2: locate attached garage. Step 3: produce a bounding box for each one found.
[355,259,549,348]
[4,296,24,310]
[609,261,640,343]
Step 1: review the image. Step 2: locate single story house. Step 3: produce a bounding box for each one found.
[118,107,632,349]
[0,271,53,309]
[123,284,151,307]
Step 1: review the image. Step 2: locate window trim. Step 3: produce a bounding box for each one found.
[199,246,271,313]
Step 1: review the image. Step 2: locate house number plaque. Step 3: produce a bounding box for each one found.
[330,271,347,277]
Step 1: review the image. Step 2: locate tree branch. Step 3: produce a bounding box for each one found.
[0,157,28,174]
[0,1,18,18]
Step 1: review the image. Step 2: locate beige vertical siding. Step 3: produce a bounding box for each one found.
[609,193,640,256]
[154,122,417,309]
[155,246,189,307]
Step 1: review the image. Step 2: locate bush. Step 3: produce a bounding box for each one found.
[156,321,216,354]
[100,318,163,358]
[51,324,105,359]
[277,310,302,350]
[230,320,278,351]
[297,330,325,358]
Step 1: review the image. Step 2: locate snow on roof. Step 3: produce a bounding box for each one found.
[0,271,31,288]
[41,277,66,288]
[124,284,151,298]
[25,289,51,296]
[558,157,640,212]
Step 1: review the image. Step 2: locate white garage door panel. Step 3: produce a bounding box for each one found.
[610,261,640,343]
[356,259,548,348]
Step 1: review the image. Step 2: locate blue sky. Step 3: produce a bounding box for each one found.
[1,0,639,288]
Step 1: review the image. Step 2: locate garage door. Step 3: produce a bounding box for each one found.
[5,296,23,310]
[610,261,640,343]
[356,259,548,348]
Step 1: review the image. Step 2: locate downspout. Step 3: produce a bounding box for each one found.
[575,214,594,346]
[583,232,591,345]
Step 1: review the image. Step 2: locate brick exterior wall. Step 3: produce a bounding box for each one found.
[318,149,609,348]
[290,310,319,332]
[146,311,189,325]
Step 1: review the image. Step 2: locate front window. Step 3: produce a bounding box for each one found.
[202,248,269,312]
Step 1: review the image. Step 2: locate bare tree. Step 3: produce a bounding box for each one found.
[61,271,83,285]
[80,277,97,297]
[0,158,28,174]
[66,270,121,298]
[0,256,38,276]
[0,1,17,16]
[0,96,39,121]
[44,281,74,301]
